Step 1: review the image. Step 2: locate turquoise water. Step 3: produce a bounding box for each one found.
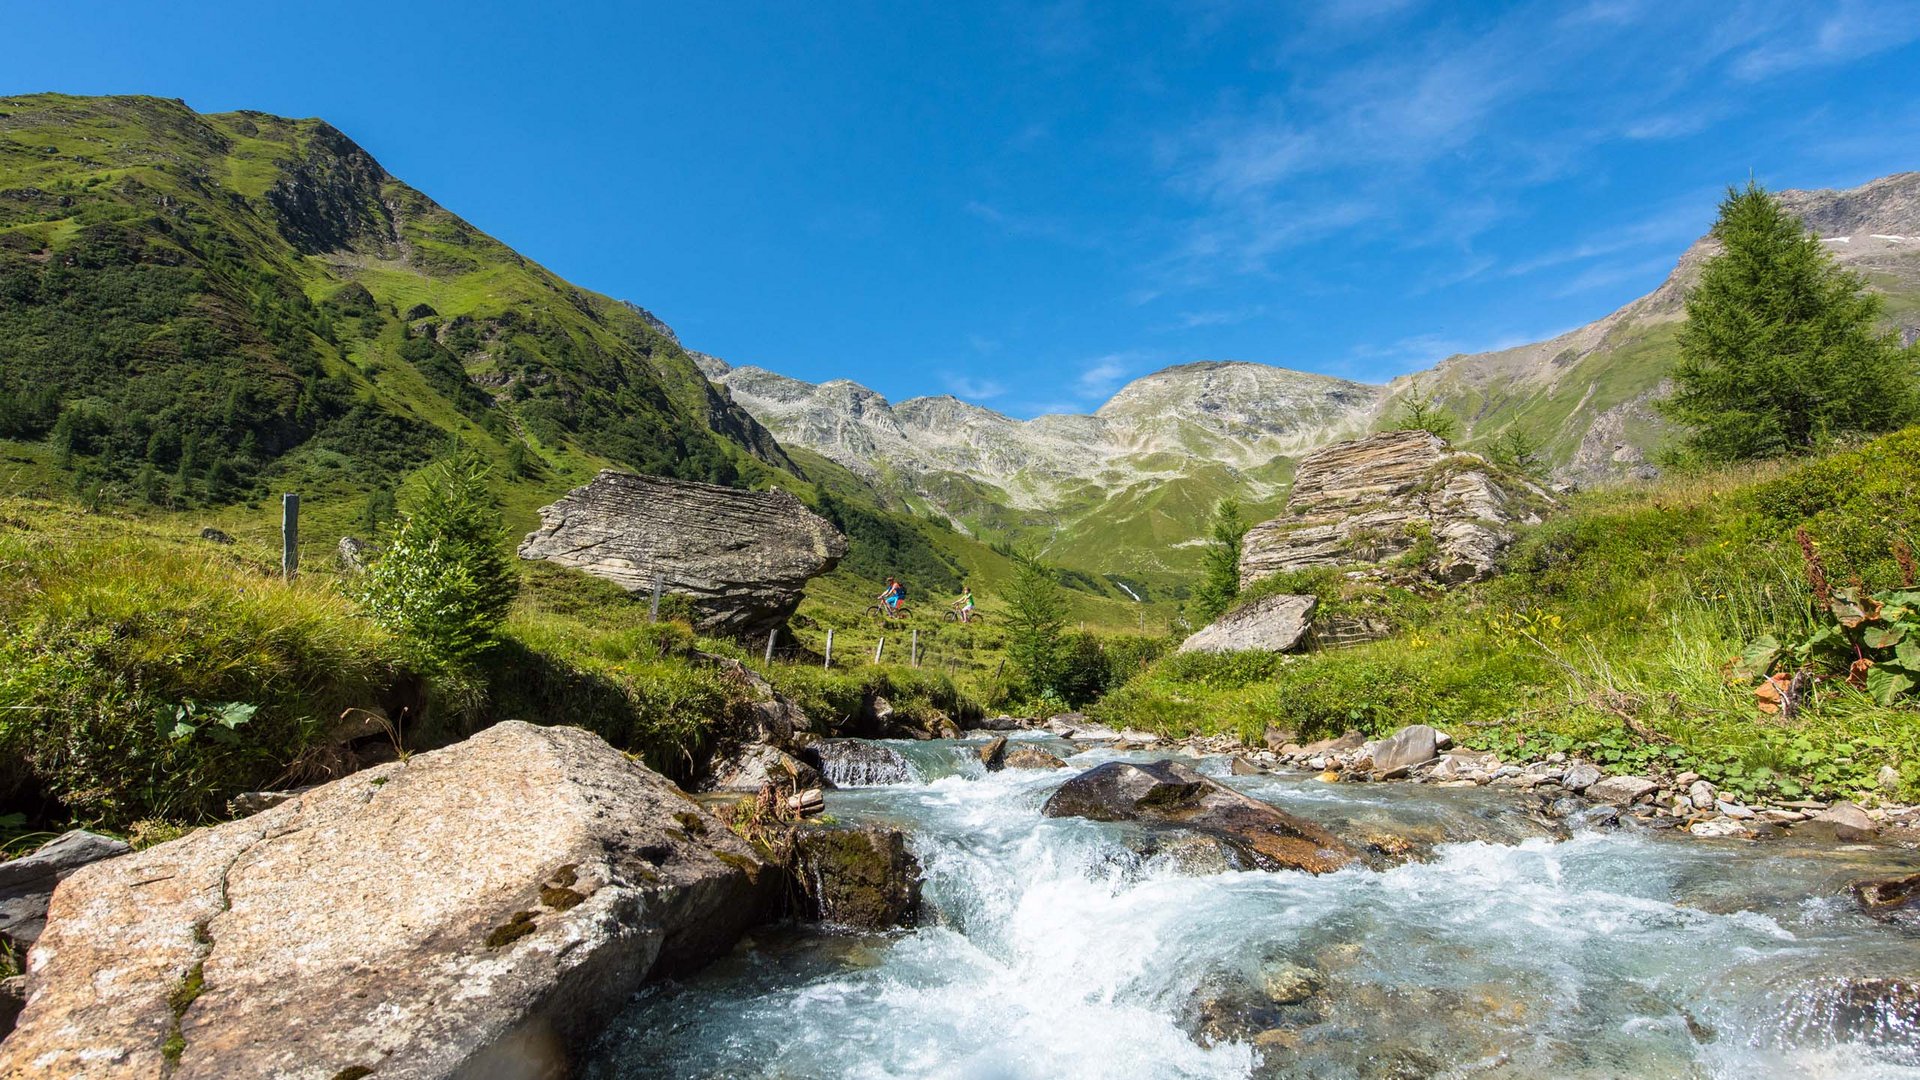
[587,740,1920,1079]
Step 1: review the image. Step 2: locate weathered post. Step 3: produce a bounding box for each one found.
[765,628,778,664]
[911,629,919,667]
[280,493,299,582]
[874,636,885,664]
[649,573,663,622]
[824,628,834,669]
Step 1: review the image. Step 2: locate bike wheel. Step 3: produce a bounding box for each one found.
[943,610,958,622]
[865,605,884,618]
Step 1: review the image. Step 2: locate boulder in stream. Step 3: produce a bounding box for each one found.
[0,721,776,1080]
[791,826,922,929]
[1368,724,1443,778]
[1042,760,1358,874]
[1003,746,1067,770]
[1852,872,1920,920]
[518,470,848,637]
[802,740,918,787]
[979,736,1009,771]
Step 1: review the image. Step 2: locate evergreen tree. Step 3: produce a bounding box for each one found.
[1388,382,1460,441]
[1004,548,1069,696]
[1664,181,1920,460]
[1191,498,1249,624]
[357,452,518,669]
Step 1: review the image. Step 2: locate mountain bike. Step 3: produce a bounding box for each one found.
[865,603,912,620]
[943,609,981,624]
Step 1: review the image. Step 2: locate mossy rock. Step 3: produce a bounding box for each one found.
[791,826,921,930]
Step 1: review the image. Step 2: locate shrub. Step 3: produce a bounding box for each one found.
[357,453,518,672]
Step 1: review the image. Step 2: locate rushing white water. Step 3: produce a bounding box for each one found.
[586,741,1920,1079]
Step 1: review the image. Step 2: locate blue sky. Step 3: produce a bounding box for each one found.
[9,1,1920,416]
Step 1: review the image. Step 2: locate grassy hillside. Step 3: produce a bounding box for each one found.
[0,93,1144,628]
[1098,427,1920,803]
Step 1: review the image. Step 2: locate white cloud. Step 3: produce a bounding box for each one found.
[1077,354,1135,397]
[1732,1,1920,79]
[942,373,1007,400]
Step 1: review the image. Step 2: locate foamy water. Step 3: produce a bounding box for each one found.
[586,741,1920,1079]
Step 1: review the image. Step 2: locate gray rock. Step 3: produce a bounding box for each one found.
[1003,746,1067,770]
[1370,724,1442,778]
[198,527,234,545]
[1807,801,1879,841]
[708,743,824,793]
[803,740,917,787]
[791,826,921,930]
[1042,760,1357,874]
[1561,762,1602,792]
[226,790,302,816]
[1587,775,1660,806]
[1716,801,1755,820]
[1260,962,1324,1006]
[1228,756,1264,776]
[335,535,372,572]
[1178,593,1318,654]
[1687,780,1718,810]
[0,722,774,1080]
[1690,819,1754,839]
[518,470,848,636]
[1238,430,1552,586]
[1878,765,1903,791]
[0,830,131,952]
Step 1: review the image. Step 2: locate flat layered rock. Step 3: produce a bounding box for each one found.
[1179,593,1318,654]
[1,722,774,1080]
[1042,760,1357,874]
[1239,430,1550,586]
[519,470,848,636]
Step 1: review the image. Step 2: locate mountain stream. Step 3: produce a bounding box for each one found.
[584,737,1920,1079]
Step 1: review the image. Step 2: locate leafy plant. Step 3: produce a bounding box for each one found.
[1743,586,1920,706]
[159,700,259,746]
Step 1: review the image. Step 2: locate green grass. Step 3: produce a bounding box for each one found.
[1097,429,1920,804]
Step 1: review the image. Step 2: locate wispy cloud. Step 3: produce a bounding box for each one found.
[1077,354,1136,398]
[942,373,1007,400]
[1732,1,1920,79]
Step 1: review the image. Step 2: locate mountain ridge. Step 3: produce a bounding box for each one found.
[683,171,1920,575]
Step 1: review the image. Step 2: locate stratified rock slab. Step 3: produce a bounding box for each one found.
[1239,429,1550,585]
[1179,593,1318,654]
[1,722,773,1080]
[1042,760,1358,874]
[519,470,847,636]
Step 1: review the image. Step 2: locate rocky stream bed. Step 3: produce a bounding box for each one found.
[585,733,1920,1079]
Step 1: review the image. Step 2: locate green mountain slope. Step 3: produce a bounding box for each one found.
[0,92,788,508]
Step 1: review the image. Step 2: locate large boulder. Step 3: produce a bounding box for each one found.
[0,721,775,1080]
[802,740,918,787]
[791,826,921,930]
[1368,724,1442,778]
[1042,760,1357,874]
[0,830,130,952]
[1239,429,1551,586]
[518,470,848,636]
[1179,593,1318,654]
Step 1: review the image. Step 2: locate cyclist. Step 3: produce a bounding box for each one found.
[951,584,975,623]
[878,577,905,616]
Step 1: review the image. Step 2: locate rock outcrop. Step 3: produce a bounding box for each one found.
[1041,760,1357,874]
[791,826,922,930]
[1179,593,1318,654]
[518,471,848,636]
[1,721,774,1080]
[1239,430,1550,585]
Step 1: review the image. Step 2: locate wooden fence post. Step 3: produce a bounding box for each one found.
[911,629,919,668]
[874,636,885,664]
[649,574,663,622]
[824,628,834,669]
[765,628,777,664]
[280,493,299,582]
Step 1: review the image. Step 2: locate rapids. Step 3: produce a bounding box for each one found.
[585,738,1920,1079]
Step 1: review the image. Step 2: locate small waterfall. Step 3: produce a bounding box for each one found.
[807,739,921,787]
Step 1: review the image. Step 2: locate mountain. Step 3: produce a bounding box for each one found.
[696,172,1920,582]
[0,93,1168,627]
[0,92,791,510]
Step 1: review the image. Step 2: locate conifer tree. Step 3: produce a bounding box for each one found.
[1004,548,1069,696]
[1665,181,1919,460]
[1191,498,1248,624]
